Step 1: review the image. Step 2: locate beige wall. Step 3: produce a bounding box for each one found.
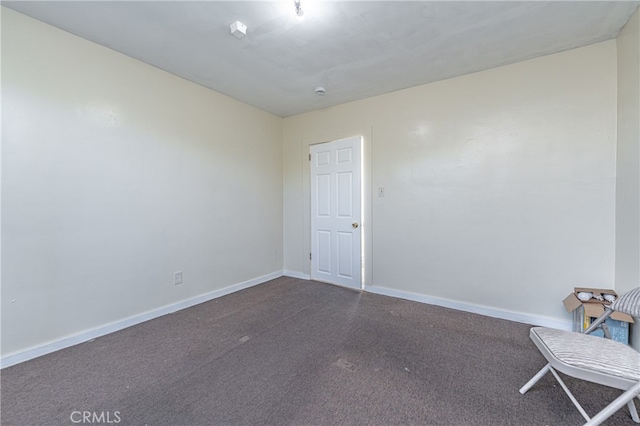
[3,5,636,361]
[284,41,618,326]
[1,8,283,357]
[616,7,640,349]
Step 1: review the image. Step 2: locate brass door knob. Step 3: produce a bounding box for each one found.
[352,223,359,228]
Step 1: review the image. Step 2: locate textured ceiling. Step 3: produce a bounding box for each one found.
[4,1,640,117]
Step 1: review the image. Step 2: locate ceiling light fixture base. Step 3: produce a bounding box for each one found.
[294,0,304,18]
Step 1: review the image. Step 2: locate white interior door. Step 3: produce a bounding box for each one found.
[310,136,362,290]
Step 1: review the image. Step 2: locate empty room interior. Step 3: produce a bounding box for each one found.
[2,1,640,425]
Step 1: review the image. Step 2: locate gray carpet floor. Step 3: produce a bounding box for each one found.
[1,276,637,425]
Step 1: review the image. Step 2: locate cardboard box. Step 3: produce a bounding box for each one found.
[563,287,634,344]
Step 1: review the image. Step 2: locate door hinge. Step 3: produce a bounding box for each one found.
[309,252,312,260]
[309,154,311,161]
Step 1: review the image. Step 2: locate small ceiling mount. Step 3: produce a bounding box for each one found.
[294,0,304,18]
[315,87,326,96]
[230,21,247,39]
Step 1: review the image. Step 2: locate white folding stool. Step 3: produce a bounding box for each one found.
[519,286,640,425]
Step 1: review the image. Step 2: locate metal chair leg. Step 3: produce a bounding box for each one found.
[520,364,550,394]
[584,382,640,426]
[549,367,591,422]
[627,398,640,423]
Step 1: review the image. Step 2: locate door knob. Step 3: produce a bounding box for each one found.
[352,222,359,229]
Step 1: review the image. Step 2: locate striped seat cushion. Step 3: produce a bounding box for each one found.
[611,286,640,318]
[531,327,640,382]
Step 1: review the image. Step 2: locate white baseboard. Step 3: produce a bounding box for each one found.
[284,270,310,280]
[2,273,571,369]
[0,270,284,369]
[364,285,572,331]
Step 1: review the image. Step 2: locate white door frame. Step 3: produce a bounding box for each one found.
[309,136,364,290]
